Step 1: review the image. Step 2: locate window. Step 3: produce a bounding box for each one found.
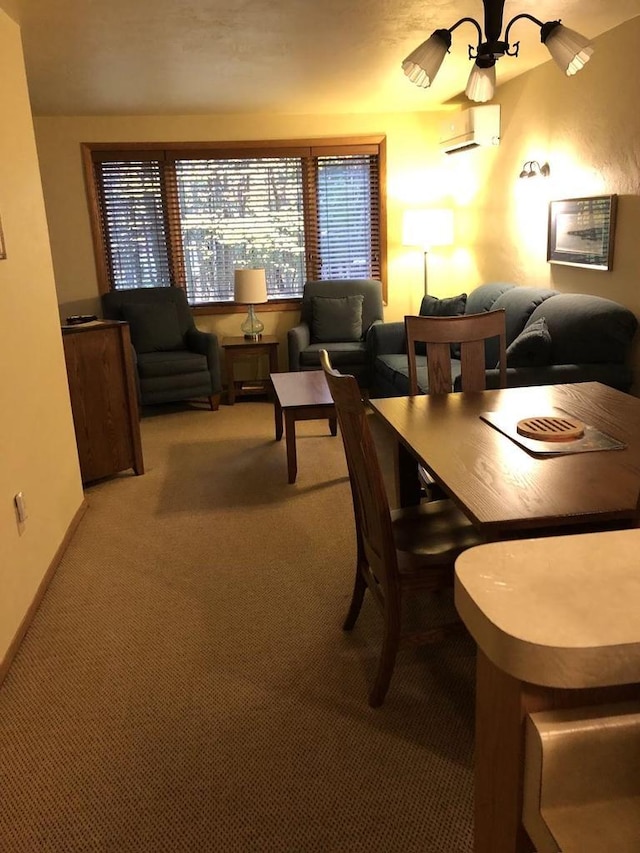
[84,138,386,306]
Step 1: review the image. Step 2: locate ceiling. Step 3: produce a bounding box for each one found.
[5,0,640,116]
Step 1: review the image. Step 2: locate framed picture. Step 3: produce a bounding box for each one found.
[547,195,617,270]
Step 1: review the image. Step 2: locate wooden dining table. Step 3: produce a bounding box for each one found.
[369,381,640,539]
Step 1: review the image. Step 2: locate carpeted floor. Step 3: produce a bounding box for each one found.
[0,401,476,852]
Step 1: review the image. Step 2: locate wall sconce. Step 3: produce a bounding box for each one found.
[402,209,454,296]
[519,161,550,179]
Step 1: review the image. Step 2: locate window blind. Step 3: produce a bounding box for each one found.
[88,139,385,305]
[312,154,380,281]
[94,158,172,289]
[173,158,306,304]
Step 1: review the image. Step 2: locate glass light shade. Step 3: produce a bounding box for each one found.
[234,268,267,339]
[543,24,594,76]
[402,30,451,88]
[465,63,496,103]
[402,209,454,250]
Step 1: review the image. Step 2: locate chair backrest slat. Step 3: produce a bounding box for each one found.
[405,310,507,395]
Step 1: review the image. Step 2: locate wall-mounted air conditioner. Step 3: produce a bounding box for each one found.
[440,104,501,154]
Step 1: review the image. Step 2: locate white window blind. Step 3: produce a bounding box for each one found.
[315,155,379,280]
[174,158,306,304]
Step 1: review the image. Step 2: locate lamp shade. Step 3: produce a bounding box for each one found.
[543,24,594,76]
[465,63,496,103]
[234,269,268,304]
[402,209,454,250]
[401,29,451,88]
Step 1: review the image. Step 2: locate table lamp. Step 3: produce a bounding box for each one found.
[234,269,268,340]
[402,209,454,296]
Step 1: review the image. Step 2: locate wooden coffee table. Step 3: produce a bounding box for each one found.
[270,371,337,483]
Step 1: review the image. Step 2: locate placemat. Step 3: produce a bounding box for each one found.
[480,407,626,456]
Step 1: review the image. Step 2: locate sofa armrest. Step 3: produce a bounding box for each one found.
[368,321,405,357]
[186,327,222,393]
[287,323,311,371]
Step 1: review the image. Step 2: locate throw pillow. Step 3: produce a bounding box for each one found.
[121,301,184,353]
[311,295,364,343]
[414,292,468,356]
[503,317,552,368]
[419,293,468,318]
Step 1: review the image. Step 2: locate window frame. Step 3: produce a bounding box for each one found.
[81,136,387,312]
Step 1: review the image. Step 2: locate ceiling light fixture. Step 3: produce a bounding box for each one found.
[402,0,594,103]
[519,160,550,178]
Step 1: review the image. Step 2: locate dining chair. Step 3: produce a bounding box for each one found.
[405,310,507,498]
[320,349,484,707]
[405,309,507,396]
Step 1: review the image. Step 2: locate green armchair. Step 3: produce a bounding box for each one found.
[287,279,384,388]
[101,287,222,410]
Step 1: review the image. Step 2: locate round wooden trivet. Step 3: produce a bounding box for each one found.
[516,415,585,442]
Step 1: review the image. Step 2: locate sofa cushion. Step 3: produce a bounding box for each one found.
[300,280,383,334]
[137,350,208,378]
[504,317,552,367]
[419,293,468,318]
[416,292,468,356]
[528,294,638,365]
[122,302,185,353]
[464,282,515,315]
[300,341,367,367]
[375,353,462,395]
[311,295,364,343]
[478,286,555,367]
[491,286,557,344]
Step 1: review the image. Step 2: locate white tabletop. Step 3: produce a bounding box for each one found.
[455,528,640,688]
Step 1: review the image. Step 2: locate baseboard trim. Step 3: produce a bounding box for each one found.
[0,498,88,686]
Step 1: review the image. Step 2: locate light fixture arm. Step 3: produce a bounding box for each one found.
[503,12,549,56]
[447,16,483,41]
[443,18,485,61]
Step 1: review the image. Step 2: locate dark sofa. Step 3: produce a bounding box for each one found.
[370,283,638,397]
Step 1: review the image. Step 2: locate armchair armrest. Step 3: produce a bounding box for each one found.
[287,323,311,371]
[368,321,406,357]
[186,327,222,394]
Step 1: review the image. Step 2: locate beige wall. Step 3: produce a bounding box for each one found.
[0,9,84,664]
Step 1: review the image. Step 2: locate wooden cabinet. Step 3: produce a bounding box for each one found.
[62,320,144,484]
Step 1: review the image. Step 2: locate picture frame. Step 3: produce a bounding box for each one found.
[547,194,617,271]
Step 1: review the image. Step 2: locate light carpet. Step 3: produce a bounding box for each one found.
[0,400,475,852]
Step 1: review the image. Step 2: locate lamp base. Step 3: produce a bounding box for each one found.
[240,304,265,340]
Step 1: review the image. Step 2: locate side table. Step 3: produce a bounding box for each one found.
[222,335,279,405]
